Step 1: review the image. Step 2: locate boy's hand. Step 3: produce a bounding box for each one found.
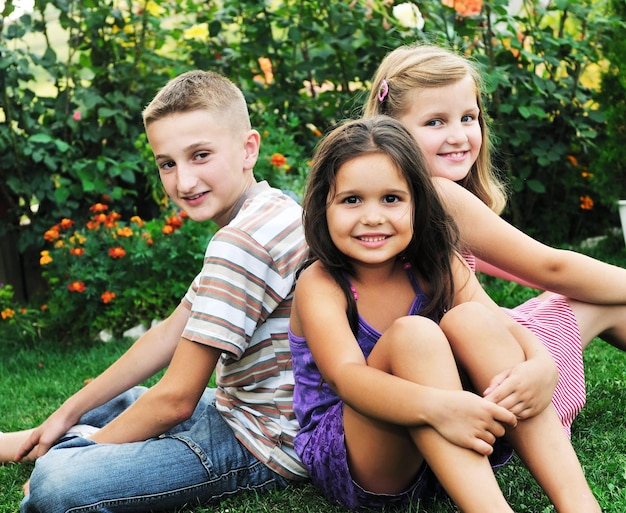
[15,413,75,461]
[431,390,517,456]
[483,359,557,419]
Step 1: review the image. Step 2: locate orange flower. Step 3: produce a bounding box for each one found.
[40,250,53,265]
[166,215,183,229]
[130,215,145,227]
[117,227,133,237]
[101,290,116,304]
[270,153,287,168]
[441,0,482,17]
[162,224,174,235]
[1,308,15,320]
[579,195,594,210]
[44,228,60,242]
[94,213,108,224]
[566,155,578,166]
[59,218,74,229]
[70,247,85,256]
[40,304,48,311]
[108,246,126,259]
[142,232,154,245]
[90,203,109,212]
[67,281,86,293]
[581,171,593,179]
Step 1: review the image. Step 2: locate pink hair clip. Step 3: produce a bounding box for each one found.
[377,79,389,102]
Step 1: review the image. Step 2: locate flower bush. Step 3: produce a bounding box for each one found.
[0,283,44,342]
[37,201,215,341]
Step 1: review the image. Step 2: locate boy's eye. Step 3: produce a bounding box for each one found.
[194,151,210,161]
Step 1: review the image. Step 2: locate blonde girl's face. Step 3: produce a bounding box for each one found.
[397,75,482,182]
[326,153,413,268]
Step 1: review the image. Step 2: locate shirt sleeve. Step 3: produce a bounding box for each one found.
[181,225,278,359]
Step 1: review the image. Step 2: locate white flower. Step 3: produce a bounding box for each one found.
[392,2,425,30]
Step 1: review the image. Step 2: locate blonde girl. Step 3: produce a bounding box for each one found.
[364,43,626,436]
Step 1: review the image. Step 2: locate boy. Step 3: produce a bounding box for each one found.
[16,70,309,512]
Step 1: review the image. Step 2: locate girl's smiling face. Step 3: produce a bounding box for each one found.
[397,75,482,182]
[326,152,413,268]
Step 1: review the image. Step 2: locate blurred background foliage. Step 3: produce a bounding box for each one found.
[1,0,625,334]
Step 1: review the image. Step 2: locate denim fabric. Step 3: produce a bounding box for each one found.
[21,387,291,513]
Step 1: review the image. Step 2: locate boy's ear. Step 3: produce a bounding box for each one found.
[243,129,261,170]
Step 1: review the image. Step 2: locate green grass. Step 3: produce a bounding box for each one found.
[2,238,626,512]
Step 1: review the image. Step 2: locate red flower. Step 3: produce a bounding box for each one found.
[67,281,86,293]
[70,247,85,256]
[579,195,594,210]
[101,290,116,304]
[90,203,109,213]
[108,247,126,259]
[59,218,74,229]
[270,153,287,168]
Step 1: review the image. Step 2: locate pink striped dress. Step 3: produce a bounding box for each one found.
[465,254,586,437]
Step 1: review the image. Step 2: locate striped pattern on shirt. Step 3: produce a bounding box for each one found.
[182,188,309,479]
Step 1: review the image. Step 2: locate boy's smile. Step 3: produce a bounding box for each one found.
[147,110,258,227]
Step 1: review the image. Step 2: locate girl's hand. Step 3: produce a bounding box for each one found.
[483,359,557,419]
[431,389,517,456]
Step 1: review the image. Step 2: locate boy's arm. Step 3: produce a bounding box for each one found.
[89,338,219,444]
[435,176,626,302]
[16,303,189,460]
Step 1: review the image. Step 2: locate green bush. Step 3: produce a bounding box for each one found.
[36,201,214,341]
[1,0,625,338]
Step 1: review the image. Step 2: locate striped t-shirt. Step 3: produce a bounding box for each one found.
[181,186,309,479]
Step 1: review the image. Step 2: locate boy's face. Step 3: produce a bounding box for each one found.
[147,110,259,227]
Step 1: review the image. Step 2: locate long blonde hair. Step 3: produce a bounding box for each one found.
[363,44,507,214]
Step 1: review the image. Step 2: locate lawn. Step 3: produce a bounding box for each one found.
[1,238,626,512]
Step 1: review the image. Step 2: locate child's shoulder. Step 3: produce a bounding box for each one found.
[297,261,343,295]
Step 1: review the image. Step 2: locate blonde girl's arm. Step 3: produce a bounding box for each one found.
[451,256,558,419]
[291,262,516,453]
[434,176,626,303]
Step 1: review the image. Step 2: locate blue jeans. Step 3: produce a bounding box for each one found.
[21,387,292,513]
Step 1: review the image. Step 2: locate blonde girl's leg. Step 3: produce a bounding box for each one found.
[0,429,37,462]
[344,316,513,513]
[442,302,600,513]
[565,296,626,351]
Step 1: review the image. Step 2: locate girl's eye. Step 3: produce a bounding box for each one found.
[461,114,475,123]
[342,196,360,204]
[426,119,442,127]
[383,194,400,204]
[159,160,175,171]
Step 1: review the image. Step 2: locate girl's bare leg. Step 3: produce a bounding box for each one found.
[443,302,601,513]
[564,296,626,351]
[344,316,514,513]
[0,429,37,462]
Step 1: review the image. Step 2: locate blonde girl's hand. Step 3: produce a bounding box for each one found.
[431,389,517,456]
[483,359,557,419]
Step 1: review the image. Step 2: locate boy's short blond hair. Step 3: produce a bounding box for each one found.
[142,70,251,135]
